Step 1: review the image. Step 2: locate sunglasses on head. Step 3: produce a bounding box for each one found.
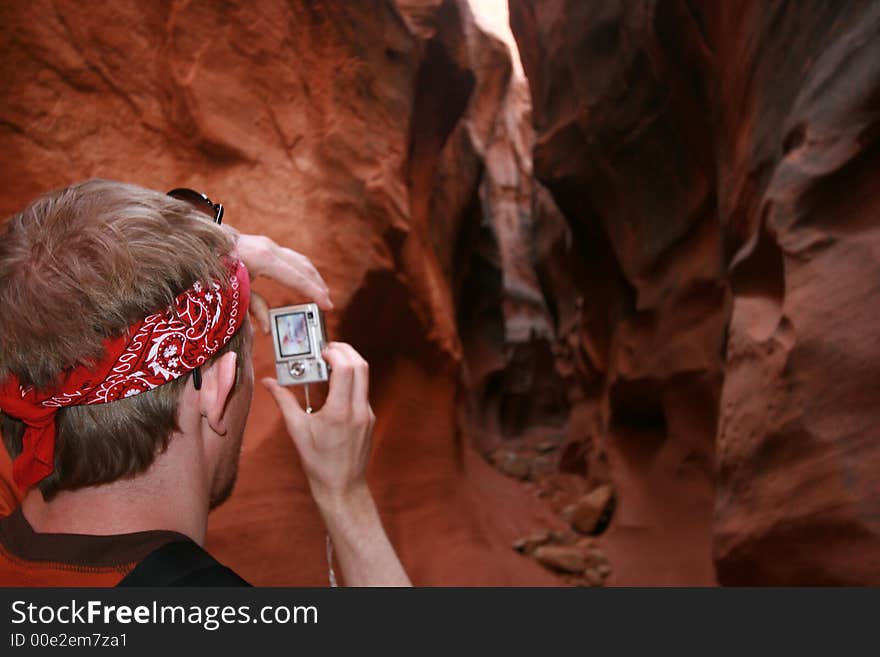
[167,187,224,225]
[166,187,225,390]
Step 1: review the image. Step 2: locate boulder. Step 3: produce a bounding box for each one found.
[568,485,614,535]
[512,531,551,555]
[533,545,586,574]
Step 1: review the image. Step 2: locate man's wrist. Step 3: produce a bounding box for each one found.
[313,481,375,522]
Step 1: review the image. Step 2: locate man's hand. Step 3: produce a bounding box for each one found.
[232,232,333,333]
[263,343,373,507]
[263,343,411,587]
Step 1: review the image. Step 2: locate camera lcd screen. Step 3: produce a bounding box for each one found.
[275,312,311,358]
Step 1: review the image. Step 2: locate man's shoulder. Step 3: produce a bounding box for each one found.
[0,509,251,586]
[118,539,251,587]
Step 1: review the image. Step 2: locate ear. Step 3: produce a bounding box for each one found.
[198,351,238,436]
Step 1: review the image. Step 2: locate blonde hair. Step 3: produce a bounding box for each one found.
[0,179,248,499]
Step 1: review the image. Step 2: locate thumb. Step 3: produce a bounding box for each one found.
[262,377,309,437]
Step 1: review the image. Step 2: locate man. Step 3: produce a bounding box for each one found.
[0,179,410,586]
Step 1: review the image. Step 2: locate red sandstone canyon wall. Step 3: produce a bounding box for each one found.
[510,0,880,584]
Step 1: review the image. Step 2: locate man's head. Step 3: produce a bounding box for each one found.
[0,179,252,502]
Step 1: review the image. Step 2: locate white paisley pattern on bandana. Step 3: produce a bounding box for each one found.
[39,259,248,408]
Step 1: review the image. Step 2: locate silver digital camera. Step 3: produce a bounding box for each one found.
[269,303,329,386]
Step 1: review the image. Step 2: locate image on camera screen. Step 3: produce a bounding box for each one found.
[276,312,311,358]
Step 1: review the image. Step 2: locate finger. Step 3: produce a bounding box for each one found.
[274,264,332,309]
[262,377,308,436]
[332,343,369,415]
[236,234,334,309]
[249,291,271,334]
[320,343,354,415]
[274,248,334,310]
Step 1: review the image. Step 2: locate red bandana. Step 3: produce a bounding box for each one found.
[0,259,250,490]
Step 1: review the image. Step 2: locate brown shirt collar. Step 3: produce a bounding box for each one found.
[0,506,188,568]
